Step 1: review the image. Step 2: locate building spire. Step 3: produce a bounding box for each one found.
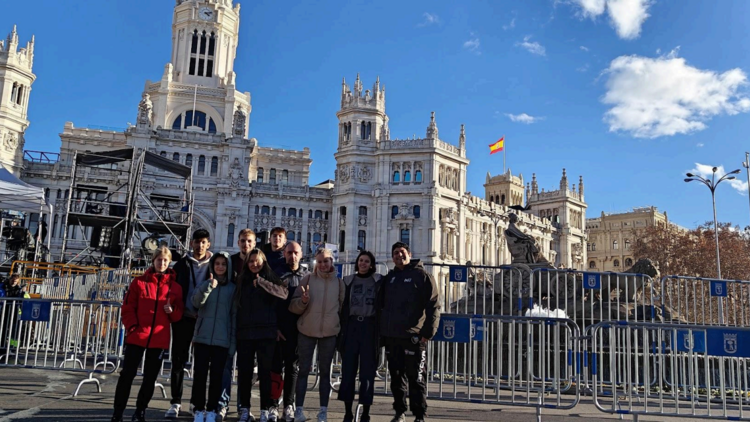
[579,175,584,196]
[560,168,568,191]
[531,173,538,195]
[426,111,439,139]
[459,124,466,150]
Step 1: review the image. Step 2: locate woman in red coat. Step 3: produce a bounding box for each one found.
[112,247,184,422]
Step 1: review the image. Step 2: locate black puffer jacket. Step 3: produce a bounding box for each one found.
[378,259,441,340]
[277,264,310,338]
[236,270,284,340]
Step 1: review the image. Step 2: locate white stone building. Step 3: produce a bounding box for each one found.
[4,0,589,269]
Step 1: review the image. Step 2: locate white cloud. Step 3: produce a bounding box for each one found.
[580,45,589,52]
[689,163,748,194]
[463,34,481,55]
[696,143,704,147]
[503,17,516,30]
[516,36,546,56]
[602,48,750,138]
[569,0,652,40]
[576,63,590,72]
[418,12,440,27]
[505,113,544,124]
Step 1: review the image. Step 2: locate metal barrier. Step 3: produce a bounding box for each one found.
[0,297,122,396]
[658,275,750,327]
[590,320,750,421]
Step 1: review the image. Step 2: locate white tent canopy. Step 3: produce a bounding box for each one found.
[0,163,50,214]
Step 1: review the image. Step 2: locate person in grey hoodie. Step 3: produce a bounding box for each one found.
[190,251,237,422]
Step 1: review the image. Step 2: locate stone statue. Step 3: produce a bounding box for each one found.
[505,213,540,264]
[233,106,247,137]
[137,93,153,126]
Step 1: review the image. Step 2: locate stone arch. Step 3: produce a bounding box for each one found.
[166,103,225,133]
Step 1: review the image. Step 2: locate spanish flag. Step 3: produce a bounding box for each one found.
[489,137,504,155]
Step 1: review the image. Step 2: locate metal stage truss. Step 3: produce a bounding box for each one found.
[59,148,193,269]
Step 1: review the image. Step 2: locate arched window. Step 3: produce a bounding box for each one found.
[361,121,366,140]
[272,207,277,216]
[270,169,277,184]
[172,110,217,133]
[393,171,400,183]
[339,230,346,251]
[625,258,633,267]
[172,114,183,130]
[282,170,289,184]
[298,209,303,218]
[288,208,297,217]
[314,210,323,219]
[589,261,596,269]
[501,194,506,205]
[404,171,411,182]
[257,167,264,183]
[185,154,193,168]
[591,243,596,251]
[44,188,50,201]
[358,206,367,216]
[52,215,59,239]
[391,206,398,219]
[56,189,62,199]
[313,232,322,246]
[160,151,167,157]
[173,152,180,162]
[613,259,620,268]
[210,156,218,176]
[198,155,206,174]
[227,224,235,247]
[308,210,313,219]
[413,205,421,219]
[624,240,631,250]
[415,170,423,182]
[287,232,295,241]
[324,211,329,220]
[358,230,366,250]
[613,240,619,250]
[400,229,410,246]
[261,206,270,215]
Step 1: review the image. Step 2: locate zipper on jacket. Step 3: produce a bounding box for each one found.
[210,284,220,345]
[145,277,162,349]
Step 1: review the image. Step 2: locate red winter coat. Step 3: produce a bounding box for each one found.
[121,267,184,350]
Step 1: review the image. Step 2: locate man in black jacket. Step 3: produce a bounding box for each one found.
[379,242,440,422]
[166,229,212,419]
[261,227,287,277]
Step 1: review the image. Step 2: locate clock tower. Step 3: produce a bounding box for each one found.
[138,0,250,137]
[0,26,34,176]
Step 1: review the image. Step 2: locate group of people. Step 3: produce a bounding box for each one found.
[112,226,441,422]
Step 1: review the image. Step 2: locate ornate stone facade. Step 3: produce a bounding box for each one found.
[0,26,34,176]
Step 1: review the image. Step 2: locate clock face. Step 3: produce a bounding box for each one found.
[198,7,214,21]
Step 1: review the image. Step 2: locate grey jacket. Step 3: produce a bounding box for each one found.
[192,252,237,352]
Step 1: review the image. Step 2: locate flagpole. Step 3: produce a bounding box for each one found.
[503,135,506,173]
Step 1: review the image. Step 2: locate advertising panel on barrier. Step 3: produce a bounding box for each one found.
[710,280,727,297]
[448,265,468,282]
[674,330,706,353]
[20,300,51,322]
[706,328,750,357]
[433,315,471,343]
[470,319,484,341]
[583,272,601,290]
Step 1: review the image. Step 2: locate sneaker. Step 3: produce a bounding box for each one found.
[414,419,425,422]
[317,409,327,422]
[239,409,251,422]
[283,405,295,422]
[110,417,123,422]
[260,410,269,422]
[294,407,306,422]
[343,415,354,422]
[190,403,197,416]
[165,404,181,418]
[390,414,405,422]
[193,411,206,422]
[218,407,227,420]
[269,407,279,422]
[131,409,146,422]
[205,412,217,422]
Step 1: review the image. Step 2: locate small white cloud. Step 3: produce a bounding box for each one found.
[576,63,590,72]
[689,163,748,194]
[505,113,544,124]
[580,45,589,52]
[569,0,652,40]
[503,17,516,30]
[696,143,704,147]
[602,48,750,138]
[417,12,440,27]
[463,33,481,55]
[516,35,546,56]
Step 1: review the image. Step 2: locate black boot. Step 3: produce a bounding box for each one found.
[131,409,146,422]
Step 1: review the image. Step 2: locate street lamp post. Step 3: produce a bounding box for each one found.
[685,166,741,325]
[743,152,750,225]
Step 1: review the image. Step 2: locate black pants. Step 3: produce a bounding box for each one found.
[271,329,299,408]
[338,317,378,405]
[169,317,196,405]
[113,344,164,417]
[191,343,229,412]
[220,350,238,412]
[238,338,275,410]
[384,337,428,417]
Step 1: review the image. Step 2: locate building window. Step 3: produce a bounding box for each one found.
[257,167,264,183]
[613,240,619,250]
[501,194,506,205]
[298,209,303,218]
[400,229,410,246]
[339,206,346,216]
[272,207,277,216]
[413,205,421,219]
[591,243,596,251]
[325,211,329,220]
[227,224,235,247]
[314,210,323,219]
[282,169,289,184]
[52,215,59,239]
[185,154,193,167]
[358,206,367,216]
[415,170,422,182]
[270,169,277,184]
[210,156,218,176]
[613,259,620,268]
[56,189,62,199]
[198,155,206,174]
[173,152,180,162]
[625,258,633,267]
[313,233,322,247]
[254,205,259,214]
[624,240,631,250]
[287,231,295,241]
[391,206,398,219]
[261,206,270,215]
[59,217,66,238]
[392,171,400,183]
[404,171,411,182]
[358,230,366,250]
[589,261,596,269]
[160,151,167,157]
[288,208,297,217]
[189,30,215,77]
[172,110,217,133]
[339,230,346,251]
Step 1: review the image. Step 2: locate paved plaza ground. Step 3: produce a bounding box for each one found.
[0,367,670,421]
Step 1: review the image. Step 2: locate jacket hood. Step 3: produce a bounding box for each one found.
[187,251,213,265]
[209,251,233,285]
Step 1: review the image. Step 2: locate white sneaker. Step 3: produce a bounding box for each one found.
[193,412,206,422]
[218,407,227,420]
[165,404,181,418]
[294,407,306,422]
[269,407,279,422]
[190,403,196,416]
[283,405,295,422]
[205,412,217,422]
[260,410,269,422]
[317,409,327,422]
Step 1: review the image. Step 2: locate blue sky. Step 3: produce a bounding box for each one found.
[4,0,750,229]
